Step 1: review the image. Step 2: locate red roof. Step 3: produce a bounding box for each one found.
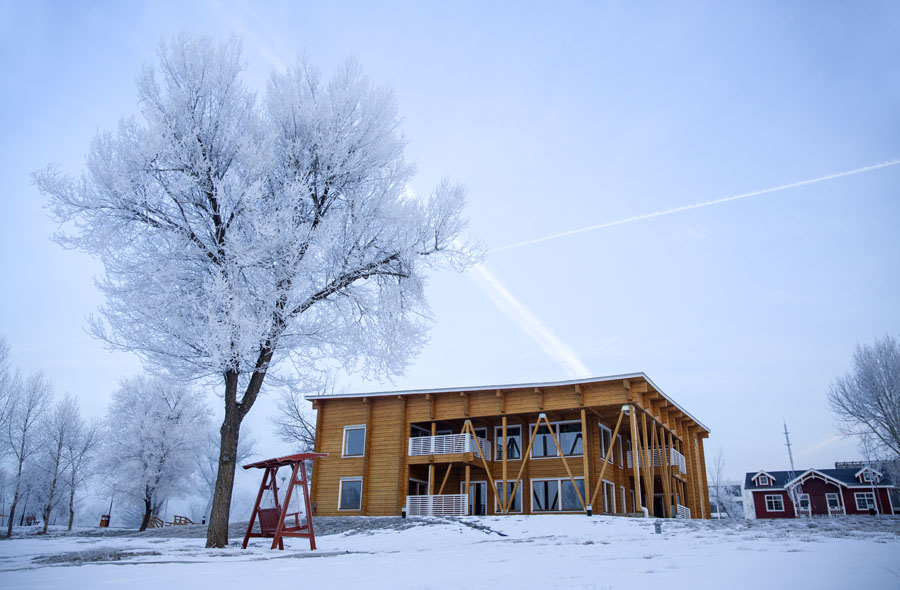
[242,453,328,470]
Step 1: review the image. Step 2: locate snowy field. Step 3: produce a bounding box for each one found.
[1,515,898,589]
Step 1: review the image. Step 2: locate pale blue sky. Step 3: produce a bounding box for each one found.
[1,0,899,483]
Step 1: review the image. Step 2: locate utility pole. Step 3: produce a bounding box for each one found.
[783,420,795,472]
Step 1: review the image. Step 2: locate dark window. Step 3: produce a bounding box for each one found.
[339,479,362,510]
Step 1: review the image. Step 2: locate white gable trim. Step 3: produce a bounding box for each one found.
[751,471,776,485]
[854,467,883,482]
[784,469,846,490]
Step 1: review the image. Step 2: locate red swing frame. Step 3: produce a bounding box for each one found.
[241,453,327,550]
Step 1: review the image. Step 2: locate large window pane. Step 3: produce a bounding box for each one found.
[339,479,362,510]
[343,426,366,457]
[532,480,559,511]
[532,424,557,458]
[495,481,522,512]
[559,423,583,456]
[561,479,585,511]
[496,426,522,460]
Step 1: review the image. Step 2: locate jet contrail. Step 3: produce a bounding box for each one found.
[489,158,900,254]
[468,263,592,379]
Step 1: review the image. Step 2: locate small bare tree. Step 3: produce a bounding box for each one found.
[828,334,900,460]
[5,371,52,537]
[707,447,726,517]
[272,388,318,452]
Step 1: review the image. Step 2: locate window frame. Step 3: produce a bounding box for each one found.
[342,425,366,457]
[337,477,363,511]
[529,420,583,459]
[599,424,613,464]
[530,477,585,512]
[798,494,810,509]
[854,492,876,511]
[616,434,624,468]
[494,425,523,461]
[757,474,770,486]
[494,481,523,513]
[764,494,784,512]
[825,493,840,509]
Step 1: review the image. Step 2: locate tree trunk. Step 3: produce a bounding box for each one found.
[139,497,151,532]
[67,480,76,531]
[206,402,242,547]
[42,464,60,534]
[5,458,24,538]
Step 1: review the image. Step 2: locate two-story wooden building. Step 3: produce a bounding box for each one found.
[308,373,711,518]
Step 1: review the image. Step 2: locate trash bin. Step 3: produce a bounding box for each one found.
[99,514,110,528]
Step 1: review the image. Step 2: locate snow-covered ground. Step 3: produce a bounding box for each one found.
[1,516,898,589]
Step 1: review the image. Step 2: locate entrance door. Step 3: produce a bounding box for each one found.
[810,494,827,515]
[653,494,664,518]
[462,481,487,515]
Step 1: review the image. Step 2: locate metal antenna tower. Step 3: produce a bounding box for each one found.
[783,419,796,471]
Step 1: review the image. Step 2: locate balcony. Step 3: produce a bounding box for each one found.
[626,448,687,474]
[408,433,492,461]
[406,494,468,516]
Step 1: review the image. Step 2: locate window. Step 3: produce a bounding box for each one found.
[408,478,428,496]
[530,421,583,458]
[861,471,875,482]
[410,425,429,437]
[494,425,522,460]
[342,425,366,457]
[798,494,810,509]
[531,478,585,512]
[599,424,613,463]
[620,486,626,514]
[602,480,616,513]
[826,493,840,509]
[764,494,784,512]
[495,481,523,513]
[855,492,876,511]
[338,478,362,510]
[617,434,624,467]
[757,475,770,486]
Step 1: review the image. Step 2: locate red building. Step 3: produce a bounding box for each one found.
[743,466,895,518]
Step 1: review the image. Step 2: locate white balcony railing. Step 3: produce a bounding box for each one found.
[408,434,491,460]
[828,505,845,516]
[626,449,686,474]
[406,494,468,516]
[674,504,691,519]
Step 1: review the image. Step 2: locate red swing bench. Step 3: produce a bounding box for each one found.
[241,452,327,550]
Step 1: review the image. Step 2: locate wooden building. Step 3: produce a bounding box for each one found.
[308,373,711,519]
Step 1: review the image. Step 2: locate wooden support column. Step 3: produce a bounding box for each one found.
[464,465,471,514]
[438,464,453,495]
[501,416,508,510]
[361,398,373,514]
[397,396,408,514]
[428,421,437,495]
[309,400,324,509]
[629,405,643,513]
[580,409,590,511]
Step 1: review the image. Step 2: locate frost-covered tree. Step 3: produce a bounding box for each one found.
[37,395,81,534]
[103,376,210,531]
[61,414,98,530]
[35,35,476,547]
[5,371,52,537]
[828,335,900,460]
[0,337,16,452]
